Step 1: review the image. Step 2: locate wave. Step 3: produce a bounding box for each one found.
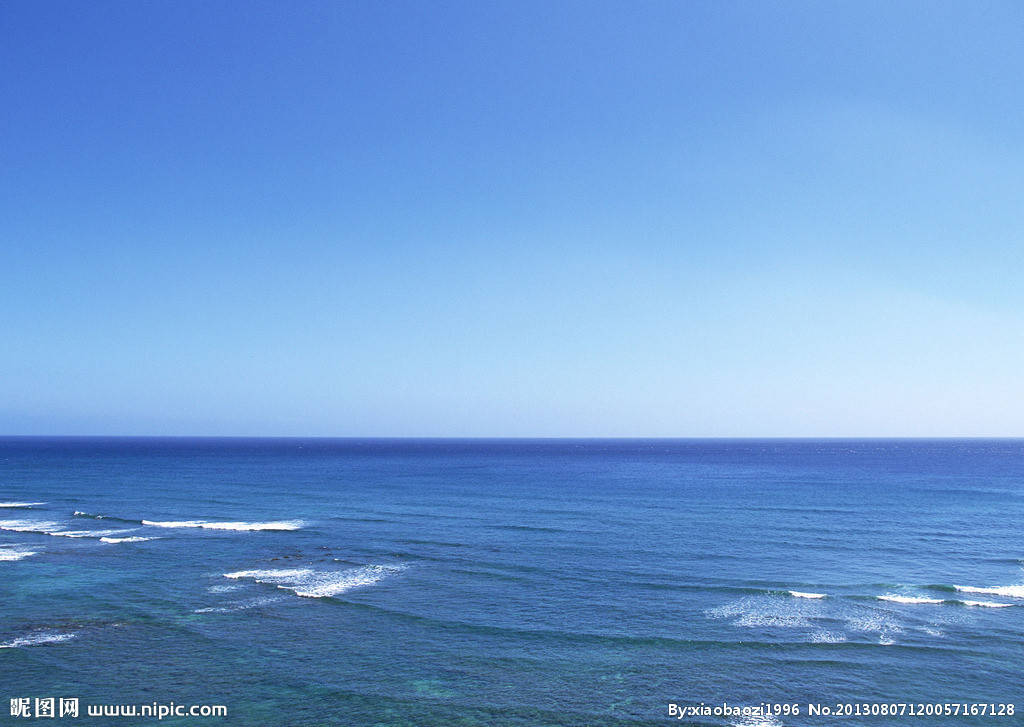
[142,519,302,531]
[0,547,37,561]
[878,594,1014,608]
[0,520,141,540]
[954,584,1024,599]
[73,511,139,524]
[224,567,311,580]
[0,631,76,649]
[193,596,285,614]
[75,511,303,531]
[0,502,46,508]
[224,564,406,599]
[0,518,141,540]
[0,519,65,534]
[789,591,826,599]
[878,595,944,604]
[99,536,157,544]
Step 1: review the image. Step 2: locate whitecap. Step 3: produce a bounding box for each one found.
[0,502,46,508]
[283,565,405,598]
[0,548,37,561]
[878,594,943,604]
[224,564,406,599]
[789,591,826,599]
[0,519,66,534]
[960,600,1013,608]
[0,631,76,649]
[143,520,302,531]
[99,536,157,544]
[224,568,313,581]
[954,584,1024,599]
[0,519,133,539]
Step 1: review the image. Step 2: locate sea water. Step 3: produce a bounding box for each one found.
[1,438,1021,725]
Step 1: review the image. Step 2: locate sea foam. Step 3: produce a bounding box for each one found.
[0,519,65,534]
[142,520,302,531]
[954,584,1024,599]
[705,595,820,629]
[878,594,943,604]
[0,548,37,561]
[0,519,139,540]
[731,714,784,727]
[99,536,157,544]
[789,591,826,599]
[224,564,406,599]
[0,631,76,649]
[0,502,46,508]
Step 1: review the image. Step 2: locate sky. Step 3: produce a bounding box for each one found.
[2,0,1023,436]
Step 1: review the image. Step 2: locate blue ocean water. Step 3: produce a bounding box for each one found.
[1,438,1021,726]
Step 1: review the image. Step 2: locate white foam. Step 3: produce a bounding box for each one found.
[879,635,896,646]
[284,565,405,598]
[224,564,406,599]
[208,584,243,593]
[810,630,846,643]
[789,591,826,599]
[99,536,157,544]
[955,584,1024,599]
[0,502,46,508]
[0,631,76,649]
[0,548,37,561]
[0,519,65,534]
[193,596,285,614]
[706,596,819,629]
[224,568,313,581]
[846,613,904,637]
[731,715,784,727]
[878,594,943,604]
[961,600,1013,608]
[0,519,134,539]
[142,520,302,531]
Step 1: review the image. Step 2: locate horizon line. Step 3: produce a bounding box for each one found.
[1,434,1022,441]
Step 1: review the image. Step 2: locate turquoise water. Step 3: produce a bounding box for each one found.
[1,438,1021,726]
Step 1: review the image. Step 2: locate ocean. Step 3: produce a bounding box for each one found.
[0,438,1021,726]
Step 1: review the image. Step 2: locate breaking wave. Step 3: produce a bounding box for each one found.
[224,564,406,599]
[954,584,1024,599]
[0,631,76,649]
[142,520,302,531]
[0,547,37,561]
[0,519,140,540]
[878,595,944,604]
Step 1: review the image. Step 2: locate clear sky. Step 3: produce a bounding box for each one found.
[2,1,1023,436]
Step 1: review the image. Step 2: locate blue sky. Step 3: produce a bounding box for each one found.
[2,1,1023,436]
